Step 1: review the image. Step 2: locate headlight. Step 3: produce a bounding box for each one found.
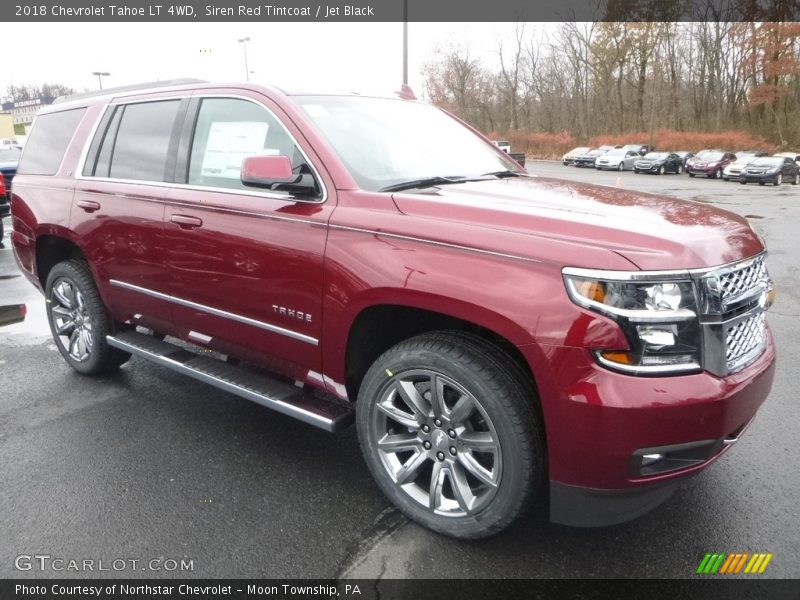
[563,268,702,375]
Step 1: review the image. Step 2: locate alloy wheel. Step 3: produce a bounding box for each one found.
[49,277,94,362]
[372,369,502,517]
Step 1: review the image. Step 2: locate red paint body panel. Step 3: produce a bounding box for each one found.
[10,82,776,507]
[521,331,775,488]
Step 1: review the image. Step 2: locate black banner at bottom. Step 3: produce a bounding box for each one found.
[3,579,800,600]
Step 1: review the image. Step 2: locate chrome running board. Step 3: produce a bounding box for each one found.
[106,331,353,432]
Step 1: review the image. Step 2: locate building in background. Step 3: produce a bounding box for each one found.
[0,113,14,139]
[1,96,56,135]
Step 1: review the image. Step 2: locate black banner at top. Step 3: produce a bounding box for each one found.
[3,0,800,22]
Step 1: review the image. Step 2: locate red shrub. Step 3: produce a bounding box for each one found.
[485,131,577,159]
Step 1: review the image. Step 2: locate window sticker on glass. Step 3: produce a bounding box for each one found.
[201,121,269,179]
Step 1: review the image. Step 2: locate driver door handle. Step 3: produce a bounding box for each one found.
[170,214,203,230]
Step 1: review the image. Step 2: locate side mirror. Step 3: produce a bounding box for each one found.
[241,155,295,187]
[241,154,321,198]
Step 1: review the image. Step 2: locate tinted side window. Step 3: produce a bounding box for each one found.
[188,97,313,194]
[109,100,181,182]
[17,108,86,175]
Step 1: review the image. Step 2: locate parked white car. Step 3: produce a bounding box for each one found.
[595,148,640,171]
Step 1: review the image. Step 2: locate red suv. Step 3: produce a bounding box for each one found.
[11,81,776,538]
[686,149,737,178]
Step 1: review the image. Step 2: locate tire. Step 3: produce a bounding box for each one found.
[740,179,747,185]
[714,168,722,179]
[633,168,639,174]
[617,162,624,171]
[774,173,782,186]
[658,165,665,175]
[689,173,695,178]
[356,332,544,539]
[759,182,765,186]
[793,173,799,185]
[677,165,683,174]
[45,259,131,375]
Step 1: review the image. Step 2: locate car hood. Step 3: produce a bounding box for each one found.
[391,176,763,271]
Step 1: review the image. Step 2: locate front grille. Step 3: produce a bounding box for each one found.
[725,312,766,371]
[699,254,771,376]
[718,256,768,305]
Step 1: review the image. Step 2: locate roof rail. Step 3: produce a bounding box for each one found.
[53,79,207,104]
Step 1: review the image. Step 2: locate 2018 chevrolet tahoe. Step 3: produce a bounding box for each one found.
[10,80,776,538]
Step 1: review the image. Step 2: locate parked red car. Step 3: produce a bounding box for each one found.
[11,81,776,538]
[686,149,737,178]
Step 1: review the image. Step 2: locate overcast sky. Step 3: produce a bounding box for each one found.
[2,22,538,100]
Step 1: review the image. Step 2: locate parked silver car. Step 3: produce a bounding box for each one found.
[595,148,640,171]
[723,157,757,181]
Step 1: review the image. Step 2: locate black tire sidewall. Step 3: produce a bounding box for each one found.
[356,335,541,539]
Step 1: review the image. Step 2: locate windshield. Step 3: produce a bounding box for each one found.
[293,96,520,191]
[570,147,589,154]
[605,149,625,157]
[697,151,724,161]
[0,148,20,162]
[643,152,668,159]
[750,157,782,167]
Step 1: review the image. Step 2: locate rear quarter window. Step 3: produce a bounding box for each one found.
[17,108,86,175]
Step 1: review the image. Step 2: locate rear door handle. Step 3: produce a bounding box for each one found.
[77,200,101,213]
[170,214,203,229]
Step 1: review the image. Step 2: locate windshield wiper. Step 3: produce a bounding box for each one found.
[379,176,475,193]
[481,170,522,178]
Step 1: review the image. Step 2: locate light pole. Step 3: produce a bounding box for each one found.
[92,71,110,90]
[402,0,408,85]
[238,37,251,82]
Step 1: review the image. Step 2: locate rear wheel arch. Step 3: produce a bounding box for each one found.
[35,235,86,289]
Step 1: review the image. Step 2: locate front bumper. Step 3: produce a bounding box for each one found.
[740,173,779,184]
[520,327,776,526]
[687,166,719,175]
[634,163,662,172]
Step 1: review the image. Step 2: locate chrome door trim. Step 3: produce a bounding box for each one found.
[109,279,318,346]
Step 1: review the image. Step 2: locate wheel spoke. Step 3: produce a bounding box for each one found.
[458,453,498,488]
[51,305,71,318]
[429,460,446,510]
[429,374,447,419]
[53,282,74,309]
[377,432,420,453]
[449,462,477,512]
[395,379,429,418]
[80,327,94,353]
[75,290,85,310]
[377,399,420,430]
[55,317,76,335]
[459,431,497,452]
[448,393,474,424]
[68,329,81,359]
[394,450,428,485]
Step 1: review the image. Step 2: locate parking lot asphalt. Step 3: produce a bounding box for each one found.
[1,162,798,579]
